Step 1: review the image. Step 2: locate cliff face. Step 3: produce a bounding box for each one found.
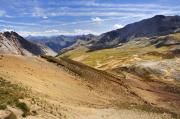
[0,31,56,56]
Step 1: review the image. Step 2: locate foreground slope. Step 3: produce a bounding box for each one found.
[0,54,178,119]
[0,31,56,56]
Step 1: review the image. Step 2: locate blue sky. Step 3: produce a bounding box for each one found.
[0,0,180,36]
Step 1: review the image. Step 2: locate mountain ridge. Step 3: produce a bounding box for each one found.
[26,34,96,52]
[89,15,180,50]
[0,31,56,56]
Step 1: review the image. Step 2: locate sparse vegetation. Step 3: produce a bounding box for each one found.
[59,40,170,68]
[115,102,179,119]
[59,33,180,71]
[0,77,30,117]
[157,33,180,42]
[16,102,30,117]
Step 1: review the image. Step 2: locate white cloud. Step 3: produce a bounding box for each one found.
[0,28,14,32]
[18,30,67,36]
[44,29,60,33]
[18,29,99,36]
[113,24,123,29]
[32,7,48,19]
[91,17,104,23]
[43,16,48,19]
[74,29,98,35]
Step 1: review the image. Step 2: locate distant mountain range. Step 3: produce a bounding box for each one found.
[0,31,56,56]
[1,15,180,57]
[26,34,95,52]
[58,15,180,54]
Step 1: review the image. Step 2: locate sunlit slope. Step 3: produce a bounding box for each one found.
[59,33,180,69]
[0,54,179,118]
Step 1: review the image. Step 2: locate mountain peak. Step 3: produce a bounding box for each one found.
[89,15,180,50]
[0,31,56,56]
[153,15,166,19]
[3,31,20,38]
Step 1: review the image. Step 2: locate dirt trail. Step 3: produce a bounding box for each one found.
[0,54,176,119]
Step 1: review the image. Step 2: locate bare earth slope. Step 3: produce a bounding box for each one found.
[0,54,177,119]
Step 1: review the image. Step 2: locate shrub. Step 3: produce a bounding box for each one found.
[16,102,30,117]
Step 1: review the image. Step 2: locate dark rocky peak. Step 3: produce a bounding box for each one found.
[153,15,166,19]
[0,31,56,56]
[3,31,22,39]
[3,31,12,38]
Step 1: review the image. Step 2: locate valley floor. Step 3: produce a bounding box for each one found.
[0,54,178,119]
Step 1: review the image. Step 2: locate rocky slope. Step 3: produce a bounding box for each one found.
[0,31,56,56]
[125,58,180,81]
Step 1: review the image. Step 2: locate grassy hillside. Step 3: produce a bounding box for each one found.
[59,33,180,69]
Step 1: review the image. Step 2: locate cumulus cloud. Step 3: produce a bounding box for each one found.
[91,17,104,23]
[113,24,123,29]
